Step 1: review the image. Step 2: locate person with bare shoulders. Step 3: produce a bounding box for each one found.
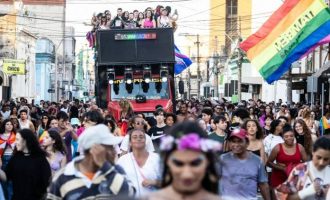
[146,121,221,200]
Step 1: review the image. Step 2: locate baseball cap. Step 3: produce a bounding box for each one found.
[78,124,122,150]
[281,103,287,107]
[229,128,248,140]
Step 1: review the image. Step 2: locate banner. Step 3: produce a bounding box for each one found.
[2,59,25,75]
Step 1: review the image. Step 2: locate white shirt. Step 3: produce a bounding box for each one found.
[263,134,284,156]
[18,119,31,129]
[263,134,284,172]
[120,134,155,152]
[300,161,330,200]
[1,110,10,120]
[117,152,161,197]
[60,107,69,114]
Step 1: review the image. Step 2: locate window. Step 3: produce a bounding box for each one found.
[226,0,238,16]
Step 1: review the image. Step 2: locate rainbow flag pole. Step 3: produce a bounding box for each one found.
[240,0,330,84]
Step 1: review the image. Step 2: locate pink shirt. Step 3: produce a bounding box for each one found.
[143,19,154,28]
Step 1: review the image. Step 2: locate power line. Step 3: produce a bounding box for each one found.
[179,3,226,20]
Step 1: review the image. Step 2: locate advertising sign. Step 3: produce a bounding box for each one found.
[2,59,25,75]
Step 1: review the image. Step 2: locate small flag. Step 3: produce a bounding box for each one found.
[240,0,330,84]
[39,131,47,144]
[174,45,192,75]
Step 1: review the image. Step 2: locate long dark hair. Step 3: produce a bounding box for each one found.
[160,121,219,194]
[145,10,154,21]
[41,113,51,130]
[15,129,47,157]
[270,119,282,135]
[0,119,16,134]
[293,119,312,156]
[104,115,117,133]
[47,129,67,155]
[242,119,264,139]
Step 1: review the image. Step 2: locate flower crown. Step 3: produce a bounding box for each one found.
[160,133,222,153]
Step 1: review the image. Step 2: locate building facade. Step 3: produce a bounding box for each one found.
[0,0,76,102]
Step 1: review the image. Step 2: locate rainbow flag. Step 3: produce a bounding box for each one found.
[39,131,48,144]
[240,0,330,84]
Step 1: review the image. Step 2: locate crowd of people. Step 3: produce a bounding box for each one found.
[0,97,329,200]
[86,5,178,47]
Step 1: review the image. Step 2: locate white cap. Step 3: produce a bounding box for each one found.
[78,124,122,150]
[281,103,287,106]
[70,118,80,125]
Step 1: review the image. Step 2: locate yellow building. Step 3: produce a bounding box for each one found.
[209,0,252,55]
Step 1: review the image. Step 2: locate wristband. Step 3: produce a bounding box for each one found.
[298,185,316,199]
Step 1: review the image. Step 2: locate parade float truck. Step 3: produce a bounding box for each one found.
[95,28,176,121]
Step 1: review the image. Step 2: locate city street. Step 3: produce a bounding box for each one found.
[0,0,330,200]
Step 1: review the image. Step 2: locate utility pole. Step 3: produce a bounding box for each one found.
[187,46,191,99]
[287,69,293,105]
[214,55,219,99]
[237,17,242,102]
[196,34,201,100]
[237,41,243,102]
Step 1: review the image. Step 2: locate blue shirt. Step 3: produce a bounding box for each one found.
[219,151,268,200]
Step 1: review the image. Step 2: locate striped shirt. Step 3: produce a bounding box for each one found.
[47,156,135,200]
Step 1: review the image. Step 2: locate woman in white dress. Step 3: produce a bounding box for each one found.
[117,129,161,197]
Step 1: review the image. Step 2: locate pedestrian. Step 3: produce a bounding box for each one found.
[147,121,221,200]
[118,99,134,135]
[147,108,169,151]
[37,113,50,138]
[79,110,104,136]
[320,111,330,135]
[264,119,284,159]
[242,119,267,164]
[41,129,67,176]
[277,136,330,200]
[0,105,10,120]
[18,109,35,132]
[56,111,78,162]
[0,119,16,200]
[231,108,249,126]
[9,106,18,119]
[219,128,271,200]
[47,124,135,199]
[201,108,213,132]
[293,119,315,159]
[267,124,308,189]
[0,129,51,200]
[176,102,191,122]
[48,116,58,129]
[208,115,228,147]
[117,129,161,197]
[165,113,176,127]
[120,116,154,156]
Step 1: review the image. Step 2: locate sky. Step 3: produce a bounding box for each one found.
[66,0,211,50]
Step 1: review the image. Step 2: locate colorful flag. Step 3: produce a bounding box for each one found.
[240,0,330,84]
[174,45,193,75]
[39,131,48,144]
